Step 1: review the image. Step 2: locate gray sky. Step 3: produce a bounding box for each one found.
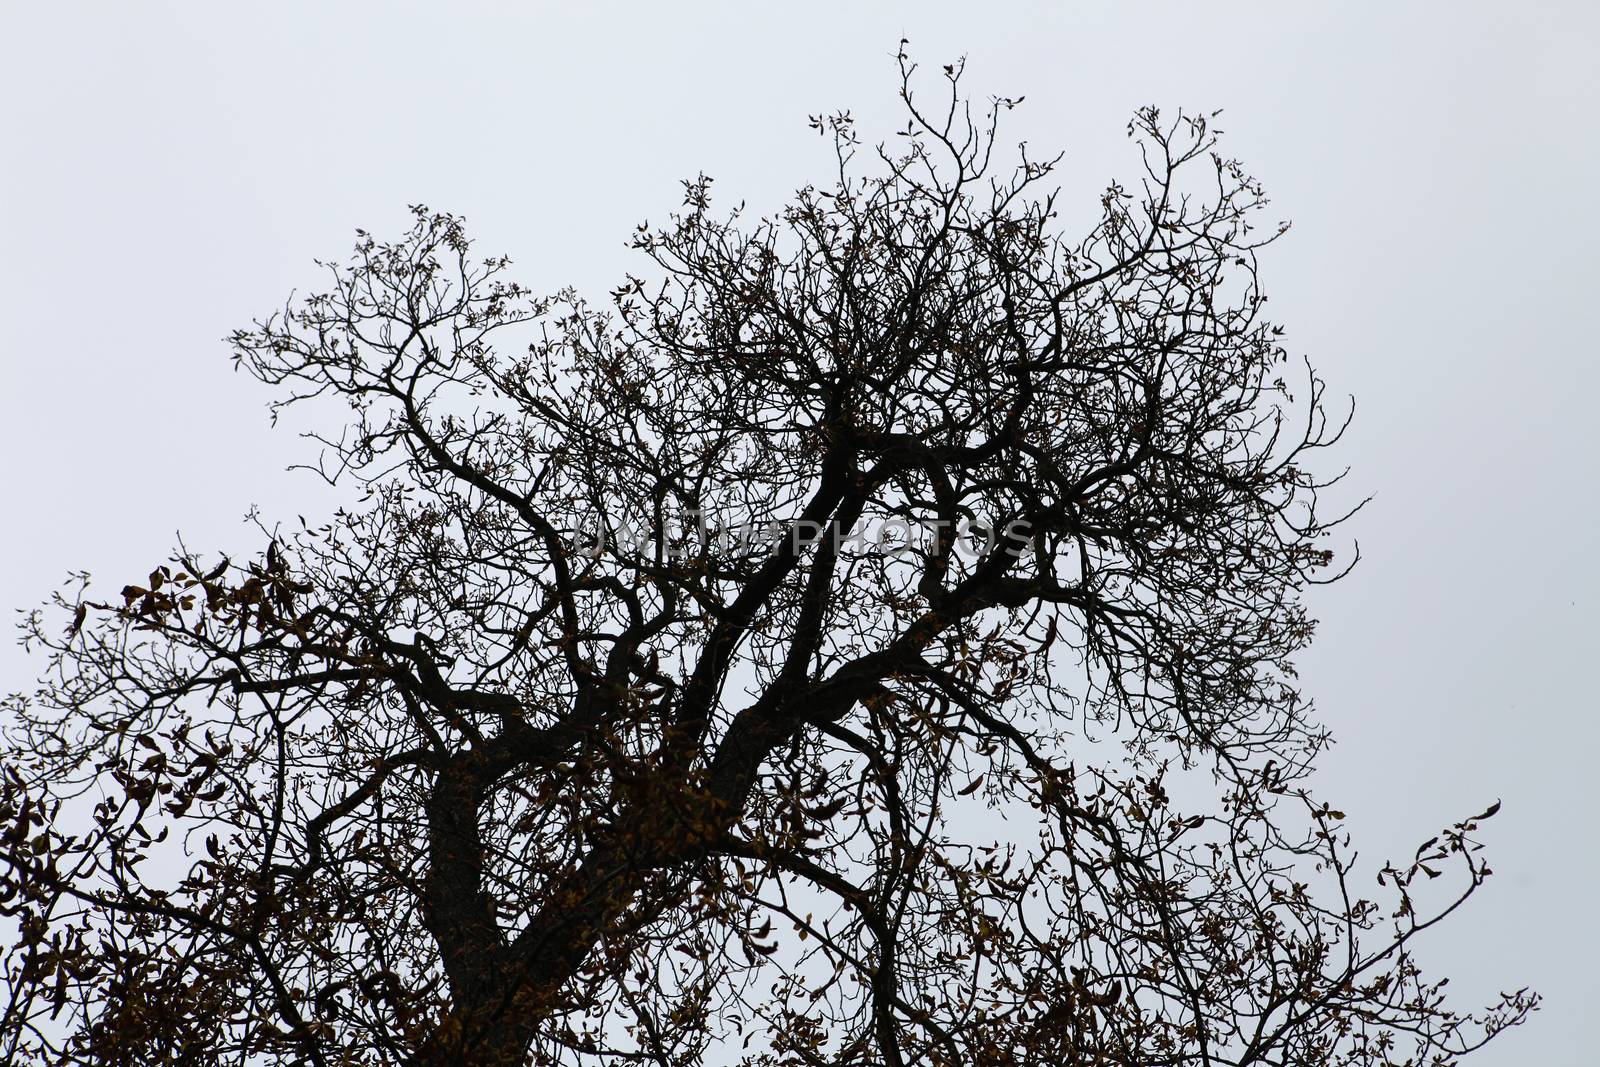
[2,3,1596,1062]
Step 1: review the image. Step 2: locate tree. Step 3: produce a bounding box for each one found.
[0,53,1535,1067]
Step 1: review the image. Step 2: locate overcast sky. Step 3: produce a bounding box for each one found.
[2,3,1596,1062]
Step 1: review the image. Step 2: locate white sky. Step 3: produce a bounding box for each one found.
[2,3,1596,1062]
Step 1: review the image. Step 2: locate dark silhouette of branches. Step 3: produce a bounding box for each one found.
[1,51,1534,1067]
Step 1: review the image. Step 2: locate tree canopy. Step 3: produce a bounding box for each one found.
[1,54,1534,1067]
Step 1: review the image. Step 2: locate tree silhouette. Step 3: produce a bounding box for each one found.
[1,54,1535,1067]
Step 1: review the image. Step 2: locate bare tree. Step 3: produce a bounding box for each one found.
[0,53,1535,1067]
